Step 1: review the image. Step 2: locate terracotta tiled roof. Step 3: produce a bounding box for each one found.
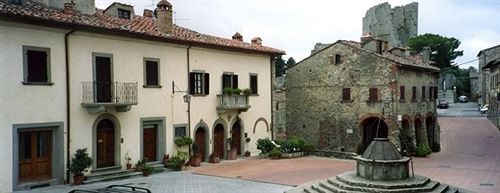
[339,40,440,72]
[0,1,285,55]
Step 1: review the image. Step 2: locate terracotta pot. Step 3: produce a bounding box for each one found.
[143,171,150,177]
[126,163,132,170]
[190,155,201,167]
[227,149,237,160]
[244,151,251,157]
[73,175,84,185]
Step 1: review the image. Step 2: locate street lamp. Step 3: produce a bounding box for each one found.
[183,94,192,103]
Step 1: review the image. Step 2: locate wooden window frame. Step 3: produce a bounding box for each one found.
[400,86,405,101]
[117,9,131,19]
[222,72,238,90]
[421,86,426,101]
[342,88,351,102]
[412,86,417,102]
[22,46,53,85]
[189,71,210,96]
[249,74,258,95]
[143,58,161,88]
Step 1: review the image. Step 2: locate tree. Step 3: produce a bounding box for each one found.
[286,57,296,67]
[275,56,286,77]
[407,33,463,69]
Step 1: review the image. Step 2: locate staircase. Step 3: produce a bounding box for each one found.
[286,171,463,193]
[438,89,455,104]
[84,166,142,184]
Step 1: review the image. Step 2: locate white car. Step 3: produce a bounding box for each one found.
[480,104,488,114]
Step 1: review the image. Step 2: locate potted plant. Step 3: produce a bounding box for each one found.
[165,155,185,171]
[227,138,237,160]
[69,148,92,185]
[142,164,154,177]
[243,88,252,96]
[209,152,220,163]
[233,88,242,95]
[124,152,132,170]
[269,147,282,159]
[190,143,202,167]
[256,138,275,157]
[223,87,234,95]
[174,136,193,147]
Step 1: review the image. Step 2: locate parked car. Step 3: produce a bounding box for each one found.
[437,101,449,109]
[480,104,488,114]
[458,95,468,103]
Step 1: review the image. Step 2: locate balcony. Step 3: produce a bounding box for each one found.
[216,94,251,114]
[81,81,138,113]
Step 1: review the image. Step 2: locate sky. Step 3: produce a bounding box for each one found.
[95,0,500,69]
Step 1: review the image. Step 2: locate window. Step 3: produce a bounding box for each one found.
[189,72,210,95]
[429,86,434,100]
[342,88,351,101]
[144,58,160,87]
[400,86,405,101]
[250,74,258,94]
[23,46,51,85]
[369,87,378,102]
[222,73,238,89]
[335,54,342,64]
[377,41,383,54]
[434,86,438,99]
[174,126,186,138]
[117,9,131,19]
[421,86,426,100]
[412,86,417,101]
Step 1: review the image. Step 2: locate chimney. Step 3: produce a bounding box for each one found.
[156,0,173,34]
[360,32,372,44]
[63,2,75,15]
[232,32,243,41]
[422,46,431,64]
[251,37,262,46]
[143,9,153,18]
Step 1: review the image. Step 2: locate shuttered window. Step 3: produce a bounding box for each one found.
[400,86,405,101]
[422,86,426,100]
[342,88,351,101]
[429,86,434,100]
[24,46,50,83]
[189,72,210,95]
[434,86,438,99]
[250,75,258,94]
[412,86,417,101]
[369,88,378,102]
[144,59,159,87]
[222,74,238,89]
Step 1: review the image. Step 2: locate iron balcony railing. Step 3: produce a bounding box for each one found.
[82,81,138,105]
[216,94,250,112]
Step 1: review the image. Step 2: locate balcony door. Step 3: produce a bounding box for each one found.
[95,55,112,103]
[96,119,115,168]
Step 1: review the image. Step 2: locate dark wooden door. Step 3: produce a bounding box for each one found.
[231,122,242,155]
[19,130,52,182]
[95,56,112,103]
[195,128,206,161]
[213,125,224,159]
[97,119,115,168]
[143,126,157,162]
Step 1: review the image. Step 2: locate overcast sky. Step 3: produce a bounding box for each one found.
[96,0,500,69]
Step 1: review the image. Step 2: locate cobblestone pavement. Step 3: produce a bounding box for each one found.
[14,171,290,193]
[437,101,486,117]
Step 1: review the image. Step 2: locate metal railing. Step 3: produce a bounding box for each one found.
[217,94,250,110]
[82,81,138,105]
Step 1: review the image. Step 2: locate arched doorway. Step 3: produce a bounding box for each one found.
[213,124,225,159]
[361,117,388,151]
[231,122,242,155]
[426,116,435,148]
[96,119,115,168]
[194,127,206,162]
[414,118,423,146]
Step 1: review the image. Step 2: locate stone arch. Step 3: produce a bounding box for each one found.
[92,113,121,169]
[212,117,228,159]
[229,117,245,155]
[425,112,435,149]
[400,114,414,154]
[252,117,269,134]
[413,114,428,147]
[193,120,210,161]
[358,115,389,153]
[401,114,412,137]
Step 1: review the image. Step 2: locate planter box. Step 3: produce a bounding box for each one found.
[281,152,304,158]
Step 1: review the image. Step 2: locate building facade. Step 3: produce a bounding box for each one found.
[0,0,284,192]
[286,38,439,154]
[479,45,500,128]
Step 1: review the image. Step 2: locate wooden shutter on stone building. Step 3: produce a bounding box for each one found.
[369,88,378,102]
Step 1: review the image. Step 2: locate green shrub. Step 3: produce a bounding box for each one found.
[176,150,189,161]
[415,143,432,157]
[69,148,92,176]
[165,155,185,171]
[268,148,282,159]
[303,143,315,155]
[174,136,193,147]
[276,136,306,153]
[256,138,275,153]
[242,88,252,96]
[142,163,154,174]
[223,87,234,94]
[233,88,242,95]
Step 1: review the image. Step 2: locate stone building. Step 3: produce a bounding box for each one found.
[286,37,440,154]
[469,67,480,101]
[362,2,418,48]
[478,44,500,106]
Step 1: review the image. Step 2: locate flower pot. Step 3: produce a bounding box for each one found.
[143,171,150,177]
[244,151,251,157]
[190,155,201,167]
[209,154,220,163]
[126,163,132,170]
[73,175,84,185]
[227,149,237,160]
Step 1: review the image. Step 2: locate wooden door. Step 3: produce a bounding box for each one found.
[195,128,205,161]
[95,56,112,103]
[97,119,115,168]
[143,125,157,162]
[19,130,52,182]
[231,122,242,155]
[213,125,224,159]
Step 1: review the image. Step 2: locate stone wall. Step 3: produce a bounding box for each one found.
[362,2,418,48]
[286,42,438,153]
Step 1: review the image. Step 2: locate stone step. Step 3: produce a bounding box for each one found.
[85,169,134,181]
[91,165,122,173]
[427,184,449,193]
[84,171,142,184]
[334,172,431,190]
[310,184,331,193]
[148,161,166,172]
[325,178,441,193]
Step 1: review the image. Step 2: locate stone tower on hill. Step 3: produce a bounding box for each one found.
[362,2,418,48]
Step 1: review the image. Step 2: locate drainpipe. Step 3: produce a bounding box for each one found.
[65,29,76,184]
[270,56,275,140]
[187,46,192,156]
